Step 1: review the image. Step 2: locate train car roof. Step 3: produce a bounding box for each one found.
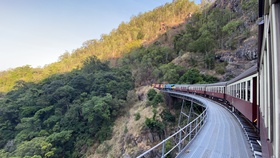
[205,82,227,87]
[189,84,207,87]
[174,84,189,87]
[227,65,258,85]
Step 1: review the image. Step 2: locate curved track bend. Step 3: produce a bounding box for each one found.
[168,91,253,158]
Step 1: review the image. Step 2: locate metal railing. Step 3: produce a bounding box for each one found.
[137,101,208,158]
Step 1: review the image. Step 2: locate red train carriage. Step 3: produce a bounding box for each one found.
[173,84,188,92]
[205,82,227,100]
[225,65,258,123]
[188,84,206,95]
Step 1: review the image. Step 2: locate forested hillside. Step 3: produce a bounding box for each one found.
[116,0,258,86]
[0,0,198,92]
[0,57,133,157]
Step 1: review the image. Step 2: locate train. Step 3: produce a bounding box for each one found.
[152,63,272,157]
[152,64,259,124]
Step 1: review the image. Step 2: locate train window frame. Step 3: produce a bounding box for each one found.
[247,80,251,102]
[236,83,240,98]
[241,82,246,100]
[233,85,235,97]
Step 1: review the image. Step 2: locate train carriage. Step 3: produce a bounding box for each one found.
[205,82,227,100]
[173,84,181,91]
[174,84,189,92]
[226,65,258,123]
[188,84,206,95]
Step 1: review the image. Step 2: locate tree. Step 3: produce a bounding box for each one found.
[147,89,157,101]
[178,69,203,84]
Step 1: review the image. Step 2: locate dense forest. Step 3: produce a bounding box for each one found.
[0,57,133,157]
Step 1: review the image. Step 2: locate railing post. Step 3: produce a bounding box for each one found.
[202,112,205,125]
[179,130,182,152]
[162,141,165,158]
[195,119,198,134]
[200,115,202,129]
[189,123,192,141]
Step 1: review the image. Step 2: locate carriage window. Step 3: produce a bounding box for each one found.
[232,86,234,96]
[241,82,246,100]
[247,80,251,101]
[237,84,240,98]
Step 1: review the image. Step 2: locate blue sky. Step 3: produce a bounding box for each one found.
[0,0,200,71]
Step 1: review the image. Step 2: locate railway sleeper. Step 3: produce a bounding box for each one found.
[251,144,262,152]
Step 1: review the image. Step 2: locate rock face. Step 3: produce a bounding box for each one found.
[212,0,258,79]
[121,130,164,158]
[217,36,257,62]
[223,36,258,79]
[213,0,242,12]
[235,37,258,61]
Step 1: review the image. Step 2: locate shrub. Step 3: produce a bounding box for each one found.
[144,118,165,133]
[151,93,164,106]
[160,110,175,122]
[134,112,141,121]
[147,89,157,101]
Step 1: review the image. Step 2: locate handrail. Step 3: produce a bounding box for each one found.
[137,95,208,158]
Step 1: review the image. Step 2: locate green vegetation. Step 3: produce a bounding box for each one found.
[174,7,232,52]
[178,68,219,84]
[119,43,218,86]
[134,112,141,121]
[152,93,164,106]
[0,0,198,93]
[160,110,176,123]
[145,108,165,134]
[0,56,133,158]
[215,62,228,75]
[147,89,157,101]
[164,139,173,158]
[147,89,164,106]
